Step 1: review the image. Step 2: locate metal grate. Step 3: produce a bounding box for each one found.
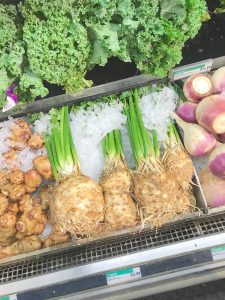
[198,214,225,234]
[1,214,225,284]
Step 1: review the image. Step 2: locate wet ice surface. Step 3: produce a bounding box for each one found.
[0,117,46,171]
[140,87,178,141]
[34,86,178,182]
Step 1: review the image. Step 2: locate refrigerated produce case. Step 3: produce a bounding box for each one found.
[1,55,225,300]
[1,0,225,296]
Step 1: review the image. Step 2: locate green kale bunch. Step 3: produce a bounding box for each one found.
[0,0,207,108]
[0,3,48,106]
[21,0,91,93]
[0,4,23,106]
[76,0,207,77]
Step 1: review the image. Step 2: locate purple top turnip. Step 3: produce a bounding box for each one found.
[196,95,225,134]
[183,74,213,103]
[208,142,225,178]
[173,113,216,157]
[211,66,225,93]
[199,168,225,208]
[176,102,197,123]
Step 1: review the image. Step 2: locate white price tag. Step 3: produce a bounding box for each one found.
[170,59,213,81]
[211,245,225,261]
[106,267,142,286]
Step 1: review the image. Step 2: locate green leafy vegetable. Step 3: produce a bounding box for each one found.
[214,0,225,14]
[160,0,186,21]
[21,0,91,92]
[0,0,207,108]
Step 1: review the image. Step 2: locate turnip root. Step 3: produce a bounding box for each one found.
[211,67,225,93]
[199,168,225,208]
[183,74,213,102]
[176,102,197,123]
[100,130,137,230]
[173,113,216,156]
[208,143,225,177]
[196,95,225,134]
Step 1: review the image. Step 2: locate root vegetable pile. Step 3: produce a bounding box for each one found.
[162,124,195,214]
[45,107,105,237]
[100,129,137,231]
[175,67,225,208]
[123,89,196,228]
[0,118,62,259]
[0,85,200,260]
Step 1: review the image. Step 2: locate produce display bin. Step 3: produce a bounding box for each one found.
[1,56,225,300]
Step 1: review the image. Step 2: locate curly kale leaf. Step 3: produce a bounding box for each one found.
[215,0,225,14]
[0,68,12,107]
[0,4,25,107]
[184,0,207,38]
[21,0,91,92]
[81,0,137,67]
[76,0,117,26]
[0,0,207,105]
[129,0,207,77]
[84,0,206,77]
[18,69,48,103]
[160,0,187,22]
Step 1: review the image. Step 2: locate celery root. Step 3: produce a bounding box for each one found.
[46,107,104,237]
[124,90,178,228]
[100,130,137,230]
[163,124,194,190]
[163,123,196,214]
[51,175,104,236]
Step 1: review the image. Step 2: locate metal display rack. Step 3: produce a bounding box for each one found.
[1,56,225,300]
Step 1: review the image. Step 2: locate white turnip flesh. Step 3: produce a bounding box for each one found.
[183,74,213,102]
[173,114,216,156]
[196,95,225,134]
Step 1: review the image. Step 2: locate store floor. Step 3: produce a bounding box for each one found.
[139,279,225,300]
